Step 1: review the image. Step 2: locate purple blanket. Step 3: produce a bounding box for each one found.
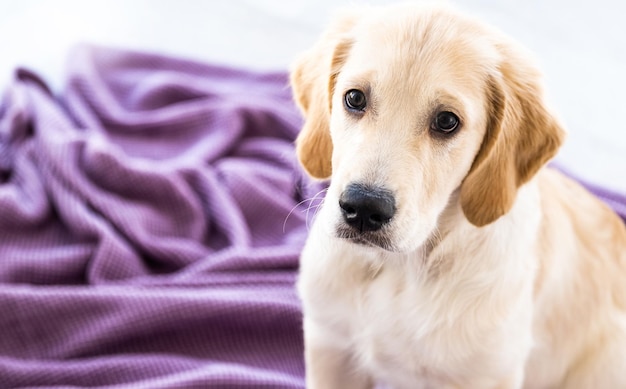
[0,46,320,388]
[0,45,624,389]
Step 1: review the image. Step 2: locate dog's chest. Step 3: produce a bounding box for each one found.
[323,261,527,388]
[346,269,465,387]
[299,219,537,387]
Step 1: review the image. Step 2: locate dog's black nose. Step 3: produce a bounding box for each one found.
[339,184,396,233]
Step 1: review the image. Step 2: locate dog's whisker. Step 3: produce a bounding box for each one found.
[283,188,329,233]
[304,188,328,230]
[305,202,324,230]
[283,197,316,234]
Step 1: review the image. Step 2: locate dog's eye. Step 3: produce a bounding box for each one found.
[431,111,460,134]
[344,89,367,112]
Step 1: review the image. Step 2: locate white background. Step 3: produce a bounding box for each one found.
[1,0,624,192]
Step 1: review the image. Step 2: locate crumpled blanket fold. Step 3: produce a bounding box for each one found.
[0,45,320,388]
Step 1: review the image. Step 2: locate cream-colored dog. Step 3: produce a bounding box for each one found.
[290,3,626,388]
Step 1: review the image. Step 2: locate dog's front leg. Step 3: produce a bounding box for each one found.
[495,367,525,389]
[303,319,373,389]
[304,341,374,389]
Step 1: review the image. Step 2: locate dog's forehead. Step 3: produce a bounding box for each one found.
[344,7,498,91]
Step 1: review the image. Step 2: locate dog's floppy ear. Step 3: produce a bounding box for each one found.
[290,10,360,179]
[460,45,566,227]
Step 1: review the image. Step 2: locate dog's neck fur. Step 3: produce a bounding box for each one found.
[364,179,543,286]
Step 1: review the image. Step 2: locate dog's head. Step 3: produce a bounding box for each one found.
[291,4,565,253]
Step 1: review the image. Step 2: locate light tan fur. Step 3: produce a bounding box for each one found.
[291,3,626,389]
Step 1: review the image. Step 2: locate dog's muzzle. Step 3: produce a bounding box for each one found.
[339,183,396,233]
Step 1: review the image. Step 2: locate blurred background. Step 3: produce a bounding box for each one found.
[1,0,624,192]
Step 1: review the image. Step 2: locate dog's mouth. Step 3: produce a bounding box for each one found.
[336,225,395,251]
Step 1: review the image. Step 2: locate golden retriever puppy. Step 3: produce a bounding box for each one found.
[290,3,626,388]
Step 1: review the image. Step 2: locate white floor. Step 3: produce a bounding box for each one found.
[1,0,624,192]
